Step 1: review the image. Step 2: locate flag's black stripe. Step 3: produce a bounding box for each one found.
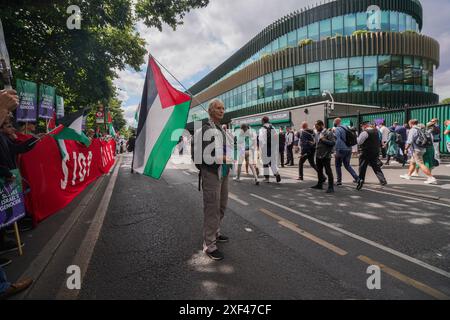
[58,107,91,127]
[136,61,158,138]
[133,60,158,170]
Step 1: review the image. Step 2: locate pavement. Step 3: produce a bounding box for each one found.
[3,151,450,300]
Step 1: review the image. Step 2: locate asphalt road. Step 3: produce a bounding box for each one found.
[68,153,450,300]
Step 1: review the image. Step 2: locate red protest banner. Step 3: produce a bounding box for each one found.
[18,137,116,224]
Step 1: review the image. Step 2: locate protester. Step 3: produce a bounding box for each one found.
[86,129,95,141]
[259,116,281,183]
[311,120,335,193]
[192,99,231,261]
[0,267,32,300]
[17,122,37,137]
[298,122,317,181]
[0,116,40,256]
[385,127,399,166]
[356,122,387,191]
[400,119,437,184]
[333,118,359,186]
[234,124,259,185]
[127,134,136,153]
[278,127,285,168]
[285,127,294,166]
[0,90,18,128]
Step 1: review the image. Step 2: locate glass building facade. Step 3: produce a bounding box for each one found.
[188,0,439,124]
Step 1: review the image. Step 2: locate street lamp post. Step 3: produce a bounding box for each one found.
[322,90,335,111]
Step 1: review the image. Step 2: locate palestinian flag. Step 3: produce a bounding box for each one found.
[109,123,116,136]
[133,104,140,128]
[132,56,192,179]
[51,108,91,147]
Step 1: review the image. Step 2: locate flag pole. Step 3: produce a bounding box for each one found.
[150,54,208,113]
[130,105,139,174]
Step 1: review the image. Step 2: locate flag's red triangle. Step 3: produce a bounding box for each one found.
[148,57,191,109]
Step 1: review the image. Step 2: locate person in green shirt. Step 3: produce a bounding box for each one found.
[445,120,450,153]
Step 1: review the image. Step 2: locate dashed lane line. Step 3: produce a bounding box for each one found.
[250,193,450,279]
[358,255,449,300]
[229,192,249,206]
[259,208,347,256]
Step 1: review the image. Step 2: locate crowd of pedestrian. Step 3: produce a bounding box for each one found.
[226,116,448,192]
[193,98,450,261]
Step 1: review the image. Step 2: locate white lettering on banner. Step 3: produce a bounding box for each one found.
[87,152,93,177]
[61,150,94,190]
[0,188,21,211]
[78,153,87,182]
[61,152,69,190]
[100,145,115,168]
[72,152,78,186]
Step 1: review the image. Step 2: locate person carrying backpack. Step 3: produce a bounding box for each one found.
[258,116,281,183]
[400,119,437,184]
[333,118,359,186]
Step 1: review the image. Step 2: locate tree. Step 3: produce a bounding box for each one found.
[441,98,450,104]
[0,0,209,115]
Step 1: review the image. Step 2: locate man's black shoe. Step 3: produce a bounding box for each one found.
[311,185,323,190]
[380,181,387,186]
[206,250,224,261]
[336,182,342,186]
[326,188,334,193]
[217,235,229,243]
[356,179,364,191]
[0,257,12,268]
[276,174,281,183]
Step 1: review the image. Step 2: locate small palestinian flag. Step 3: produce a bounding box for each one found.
[132,56,192,179]
[51,108,91,147]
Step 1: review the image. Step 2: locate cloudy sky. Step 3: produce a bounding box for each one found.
[117,0,450,126]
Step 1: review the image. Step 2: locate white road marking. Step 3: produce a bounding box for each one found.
[183,171,191,176]
[229,192,249,206]
[250,193,450,279]
[278,167,450,208]
[343,185,450,208]
[56,157,123,299]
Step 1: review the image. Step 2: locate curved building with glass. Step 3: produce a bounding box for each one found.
[187,0,440,125]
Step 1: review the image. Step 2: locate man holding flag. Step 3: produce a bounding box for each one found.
[132,55,232,261]
[192,99,232,261]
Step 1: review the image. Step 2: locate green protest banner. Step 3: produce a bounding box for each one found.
[16,79,37,122]
[56,95,64,119]
[39,84,55,120]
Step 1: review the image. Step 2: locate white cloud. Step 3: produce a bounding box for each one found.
[117,0,450,106]
[122,104,139,127]
[135,0,312,85]
[115,68,146,103]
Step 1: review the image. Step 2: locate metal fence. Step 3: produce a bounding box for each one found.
[327,104,450,154]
